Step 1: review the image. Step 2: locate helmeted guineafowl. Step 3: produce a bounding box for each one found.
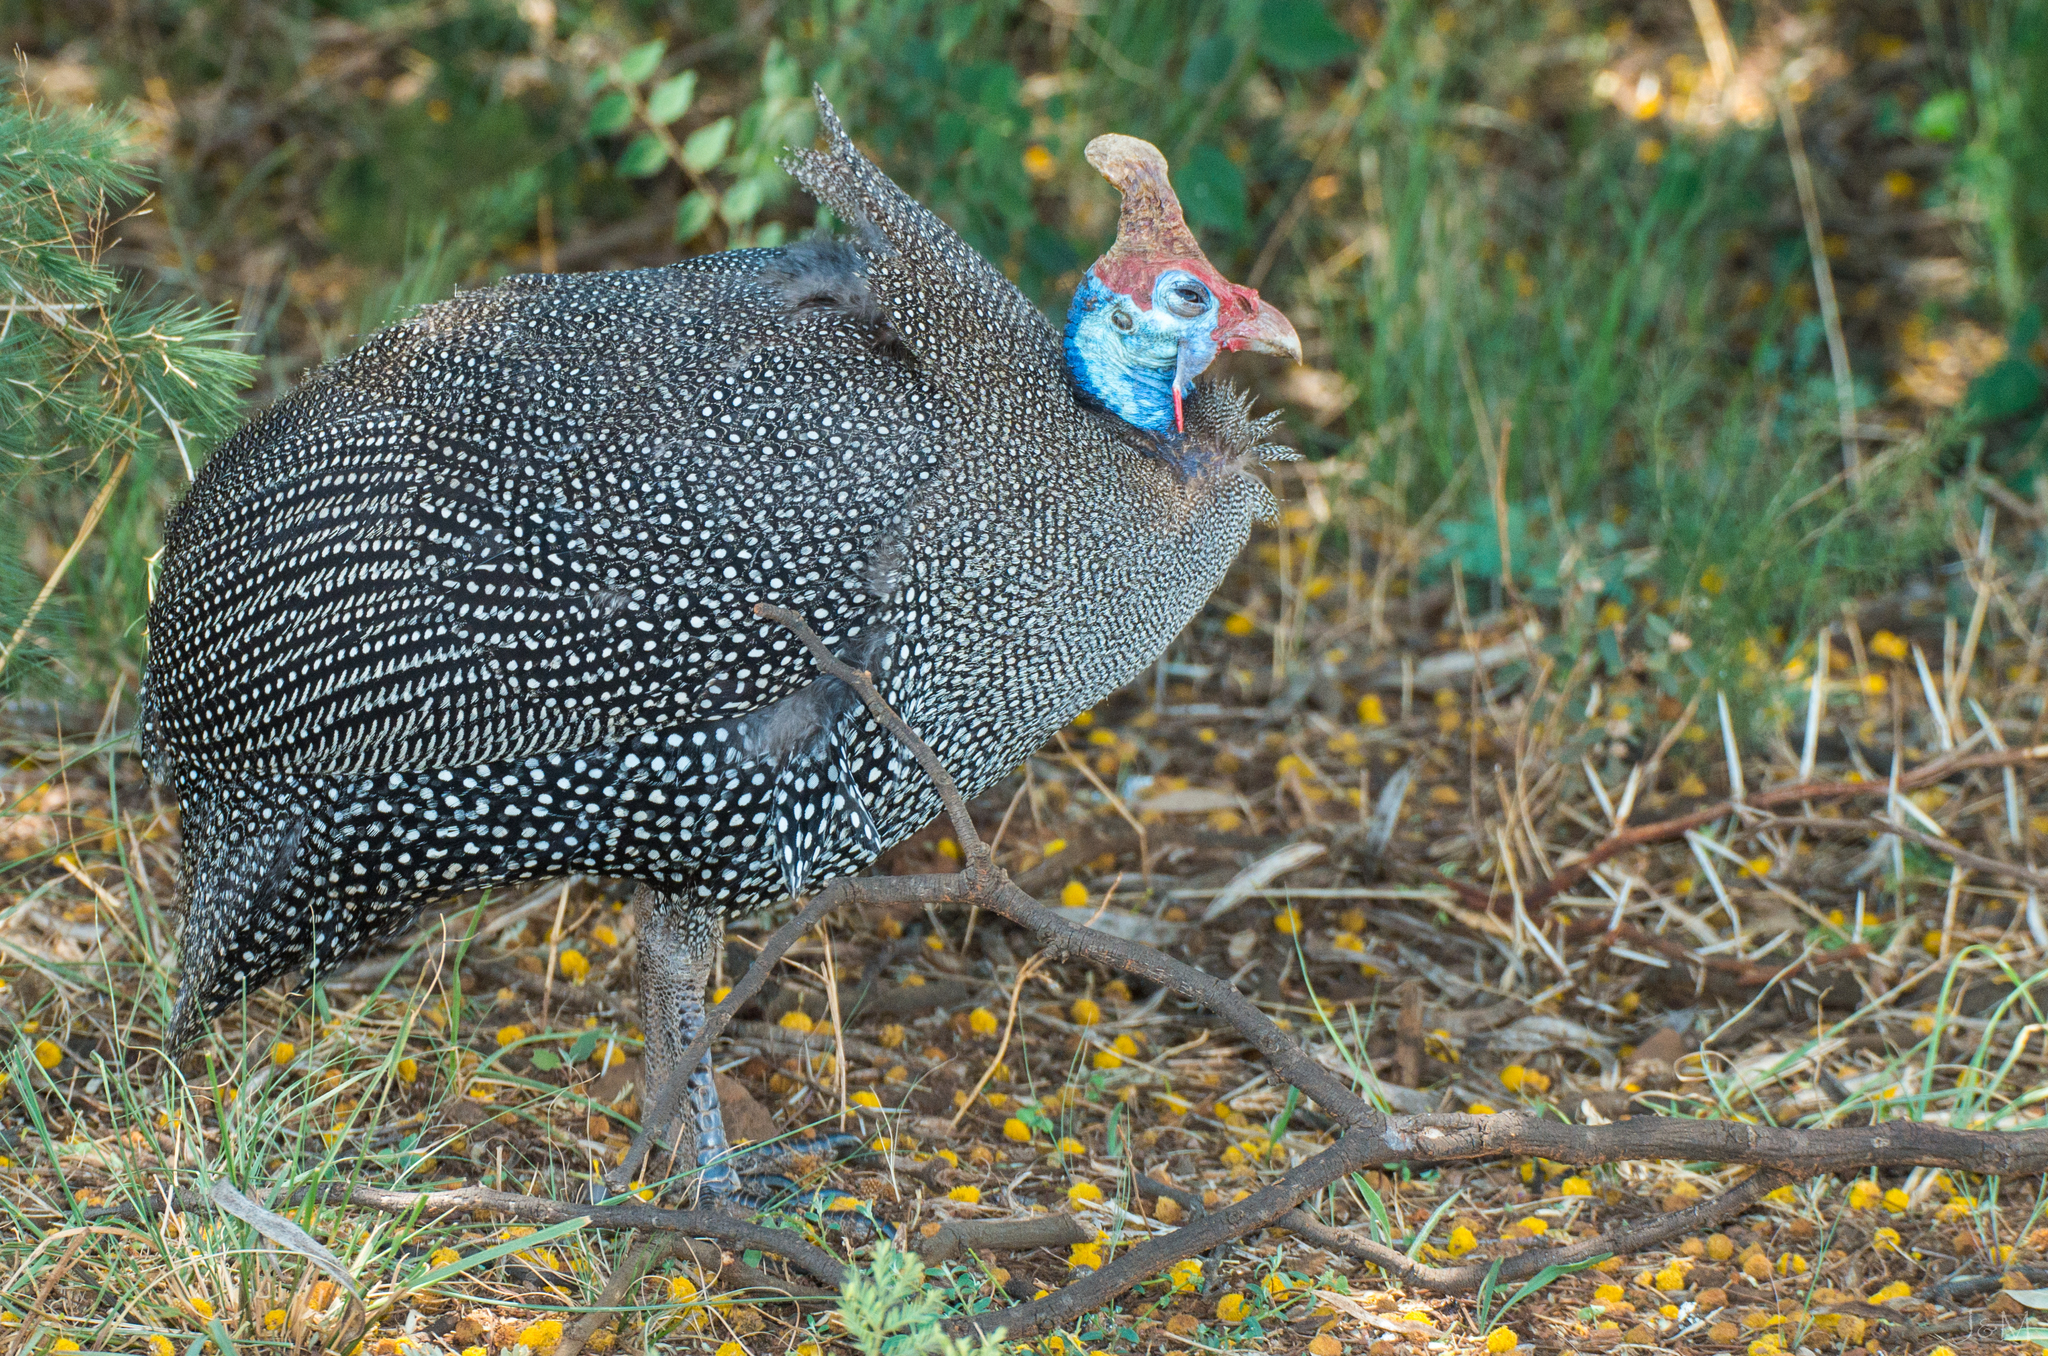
[140,90,1299,1198]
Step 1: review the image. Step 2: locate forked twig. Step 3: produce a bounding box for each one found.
[589,609,2048,1338]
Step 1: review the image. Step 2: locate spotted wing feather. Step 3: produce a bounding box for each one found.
[145,258,939,783]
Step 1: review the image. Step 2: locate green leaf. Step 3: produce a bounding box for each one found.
[400,1215,592,1294]
[616,134,668,179]
[680,116,734,174]
[674,190,716,242]
[1177,144,1247,234]
[1488,1257,1609,1326]
[1966,357,2046,424]
[567,1028,602,1064]
[1258,0,1357,72]
[762,40,802,101]
[529,1049,562,1070]
[1182,33,1239,94]
[720,176,767,226]
[619,39,666,87]
[585,91,632,137]
[645,71,698,127]
[1475,1258,1506,1328]
[1913,90,1968,142]
[1350,1172,1392,1243]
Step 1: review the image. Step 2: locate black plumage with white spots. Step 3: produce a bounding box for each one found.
[142,96,1292,1137]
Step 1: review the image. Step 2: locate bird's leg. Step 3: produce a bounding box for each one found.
[631,887,868,1226]
[631,888,741,1201]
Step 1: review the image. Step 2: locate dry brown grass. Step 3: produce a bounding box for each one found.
[5,479,2048,1355]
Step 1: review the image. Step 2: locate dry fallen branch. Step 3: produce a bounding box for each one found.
[91,1183,847,1288]
[914,1216,1095,1263]
[567,607,2048,1338]
[1134,1166,1797,1294]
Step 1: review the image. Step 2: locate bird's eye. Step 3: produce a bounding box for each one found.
[1164,281,1209,319]
[1111,309,1136,332]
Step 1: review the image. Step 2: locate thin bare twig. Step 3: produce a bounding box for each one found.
[1494,745,2048,914]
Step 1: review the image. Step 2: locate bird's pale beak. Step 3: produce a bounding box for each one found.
[1216,296,1302,362]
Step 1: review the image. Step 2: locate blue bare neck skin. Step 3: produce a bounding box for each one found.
[1063,273,1182,435]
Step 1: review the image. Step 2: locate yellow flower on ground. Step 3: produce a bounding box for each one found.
[669,1276,699,1302]
[851,1090,882,1109]
[1215,1292,1249,1323]
[395,1056,418,1084]
[557,948,590,982]
[949,1185,981,1204]
[1091,1049,1122,1069]
[1262,1272,1292,1299]
[1446,1225,1478,1257]
[1559,1176,1592,1197]
[428,1246,460,1268]
[1486,1328,1519,1354]
[32,1040,63,1070]
[1003,1118,1031,1143]
[968,1007,999,1035]
[1870,1280,1912,1302]
[1882,1187,1910,1213]
[778,1009,815,1033]
[270,1041,296,1066]
[1070,998,1102,1025]
[1272,905,1301,935]
[1357,693,1387,725]
[1847,1180,1882,1209]
[1057,1136,1085,1154]
[189,1298,214,1320]
[262,1312,288,1333]
[1060,881,1088,908]
[1223,613,1255,637]
[1467,1101,1497,1115]
[1169,1258,1202,1292]
[1110,1034,1140,1057]
[50,1342,79,1354]
[495,1024,525,1047]
[1870,630,1908,661]
[148,1337,176,1356]
[1654,1265,1686,1290]
[714,1344,746,1356]
[590,923,618,947]
[1068,1182,1104,1205]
